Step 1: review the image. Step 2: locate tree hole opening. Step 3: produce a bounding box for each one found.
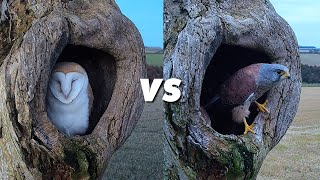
[200,45,272,135]
[54,45,116,134]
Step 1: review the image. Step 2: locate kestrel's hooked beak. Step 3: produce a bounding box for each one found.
[282,71,291,79]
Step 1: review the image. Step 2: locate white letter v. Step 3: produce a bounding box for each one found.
[140,79,163,102]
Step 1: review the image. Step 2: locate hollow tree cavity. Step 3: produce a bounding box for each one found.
[0,0,146,179]
[164,0,301,179]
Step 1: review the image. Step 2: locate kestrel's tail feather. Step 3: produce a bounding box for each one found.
[204,95,220,108]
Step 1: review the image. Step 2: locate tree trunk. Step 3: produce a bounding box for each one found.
[164,0,301,179]
[0,0,146,179]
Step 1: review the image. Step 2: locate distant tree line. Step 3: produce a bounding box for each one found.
[146,64,320,84]
[301,64,320,83]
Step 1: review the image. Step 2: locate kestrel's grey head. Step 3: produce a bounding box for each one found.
[257,64,290,88]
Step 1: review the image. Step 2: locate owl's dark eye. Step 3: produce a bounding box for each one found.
[56,80,61,86]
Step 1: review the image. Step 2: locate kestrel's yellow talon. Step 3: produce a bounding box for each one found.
[243,118,255,134]
[255,100,269,113]
[262,100,268,106]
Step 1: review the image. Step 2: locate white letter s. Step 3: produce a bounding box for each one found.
[162,78,182,102]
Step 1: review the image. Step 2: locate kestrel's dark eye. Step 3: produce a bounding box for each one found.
[277,70,283,75]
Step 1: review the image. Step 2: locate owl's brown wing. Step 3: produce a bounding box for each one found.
[220,64,260,106]
[88,83,94,114]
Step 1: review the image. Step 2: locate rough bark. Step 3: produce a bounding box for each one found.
[0,0,146,179]
[164,0,301,179]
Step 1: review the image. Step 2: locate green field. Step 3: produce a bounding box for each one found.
[302,83,320,87]
[146,53,163,66]
[300,53,320,66]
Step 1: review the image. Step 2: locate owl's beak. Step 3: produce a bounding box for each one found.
[282,71,291,79]
[62,86,71,98]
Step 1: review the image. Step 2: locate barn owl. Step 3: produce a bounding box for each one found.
[206,63,290,134]
[46,62,93,136]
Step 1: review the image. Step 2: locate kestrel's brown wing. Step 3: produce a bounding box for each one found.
[220,64,261,106]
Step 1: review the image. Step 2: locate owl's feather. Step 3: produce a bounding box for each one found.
[88,82,94,114]
[46,62,93,136]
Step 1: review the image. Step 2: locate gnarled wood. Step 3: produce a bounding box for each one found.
[0,0,146,179]
[164,0,301,179]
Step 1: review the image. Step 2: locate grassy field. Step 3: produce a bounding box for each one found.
[146,53,163,66]
[258,87,320,179]
[300,53,320,66]
[103,90,163,180]
[103,87,320,179]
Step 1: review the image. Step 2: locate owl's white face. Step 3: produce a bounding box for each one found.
[49,72,86,104]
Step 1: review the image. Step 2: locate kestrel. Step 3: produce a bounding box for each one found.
[206,63,290,134]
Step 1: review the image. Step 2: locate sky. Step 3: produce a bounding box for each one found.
[269,0,320,47]
[115,0,163,47]
[115,1,319,48]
